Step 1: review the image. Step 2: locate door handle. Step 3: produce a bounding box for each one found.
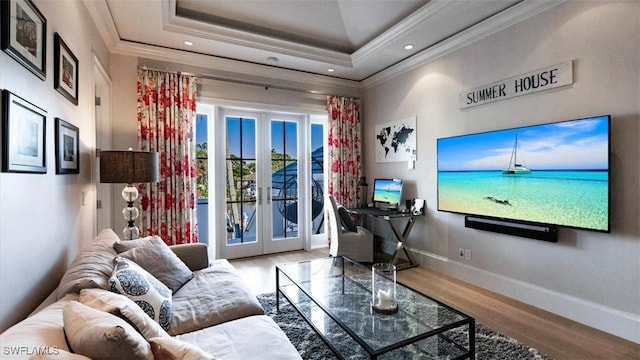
[267,187,271,204]
[257,187,262,205]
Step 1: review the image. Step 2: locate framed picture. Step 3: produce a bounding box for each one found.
[0,0,47,80]
[55,118,79,174]
[54,33,79,105]
[1,90,47,173]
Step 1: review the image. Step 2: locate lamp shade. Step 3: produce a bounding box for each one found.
[100,150,160,184]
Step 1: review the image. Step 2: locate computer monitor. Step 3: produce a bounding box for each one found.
[372,178,403,207]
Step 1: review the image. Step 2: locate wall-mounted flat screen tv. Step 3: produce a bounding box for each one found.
[437,115,610,232]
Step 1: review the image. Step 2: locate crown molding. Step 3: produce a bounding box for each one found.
[162,0,353,68]
[82,0,120,49]
[362,0,567,89]
[352,0,460,65]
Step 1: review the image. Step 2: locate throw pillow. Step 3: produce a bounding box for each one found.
[338,206,358,232]
[149,337,216,360]
[62,301,153,360]
[56,229,120,299]
[115,236,194,293]
[112,235,156,253]
[79,288,170,340]
[109,257,173,331]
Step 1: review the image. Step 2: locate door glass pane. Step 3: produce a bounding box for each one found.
[196,114,208,199]
[311,123,325,234]
[226,117,257,245]
[271,120,298,239]
[195,113,209,245]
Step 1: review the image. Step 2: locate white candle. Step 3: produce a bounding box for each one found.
[375,289,396,310]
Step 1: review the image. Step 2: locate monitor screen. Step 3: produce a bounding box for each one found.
[372,178,403,206]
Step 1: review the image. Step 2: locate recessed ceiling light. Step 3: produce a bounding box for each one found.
[328,68,335,72]
[404,44,414,50]
[184,40,194,46]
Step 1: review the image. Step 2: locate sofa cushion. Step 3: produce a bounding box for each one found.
[79,288,170,340]
[0,294,78,355]
[168,259,263,335]
[56,229,120,299]
[115,236,194,293]
[149,337,216,360]
[109,257,173,331]
[63,301,154,360]
[176,315,301,360]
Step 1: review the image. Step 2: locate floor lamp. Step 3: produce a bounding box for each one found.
[100,149,159,240]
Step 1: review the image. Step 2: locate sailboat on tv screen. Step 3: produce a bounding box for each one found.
[502,134,531,175]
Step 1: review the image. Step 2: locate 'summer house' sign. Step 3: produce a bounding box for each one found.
[459,61,573,109]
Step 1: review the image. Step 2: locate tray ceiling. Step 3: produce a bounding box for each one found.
[101,0,526,81]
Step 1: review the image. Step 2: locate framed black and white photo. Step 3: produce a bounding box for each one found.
[54,33,79,105]
[55,118,79,174]
[1,90,47,173]
[0,0,47,80]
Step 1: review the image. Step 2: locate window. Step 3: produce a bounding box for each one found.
[196,114,208,199]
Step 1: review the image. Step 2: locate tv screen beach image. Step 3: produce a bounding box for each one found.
[437,116,610,231]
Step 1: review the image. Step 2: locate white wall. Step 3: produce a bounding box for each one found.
[363,1,639,342]
[0,0,110,332]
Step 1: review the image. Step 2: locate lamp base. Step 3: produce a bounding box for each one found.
[123,225,141,240]
[122,183,141,240]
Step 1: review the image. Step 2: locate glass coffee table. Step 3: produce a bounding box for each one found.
[276,257,475,359]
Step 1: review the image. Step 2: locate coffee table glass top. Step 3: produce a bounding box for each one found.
[276,257,474,359]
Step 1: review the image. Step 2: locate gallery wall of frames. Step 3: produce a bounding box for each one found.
[1,0,80,175]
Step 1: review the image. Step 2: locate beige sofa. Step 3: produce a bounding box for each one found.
[0,229,301,360]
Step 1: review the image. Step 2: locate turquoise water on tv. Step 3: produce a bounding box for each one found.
[438,170,609,231]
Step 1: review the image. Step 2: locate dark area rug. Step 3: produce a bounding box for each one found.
[257,292,553,360]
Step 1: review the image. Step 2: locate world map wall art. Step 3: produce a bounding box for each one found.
[375,116,417,163]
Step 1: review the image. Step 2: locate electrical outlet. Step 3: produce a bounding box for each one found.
[458,248,465,258]
[464,249,472,261]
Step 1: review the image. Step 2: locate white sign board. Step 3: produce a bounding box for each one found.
[459,61,573,109]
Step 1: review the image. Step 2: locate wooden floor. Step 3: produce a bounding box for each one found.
[230,249,640,360]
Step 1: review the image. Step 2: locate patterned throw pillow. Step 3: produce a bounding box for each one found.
[109,257,173,331]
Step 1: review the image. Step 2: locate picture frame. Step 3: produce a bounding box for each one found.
[54,33,79,105]
[0,0,47,80]
[1,90,47,173]
[55,118,79,174]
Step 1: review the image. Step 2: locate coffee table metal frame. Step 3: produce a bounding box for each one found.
[276,256,475,359]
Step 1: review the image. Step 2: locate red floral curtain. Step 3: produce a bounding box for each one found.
[137,68,198,245]
[327,96,362,208]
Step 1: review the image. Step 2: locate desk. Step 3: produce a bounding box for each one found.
[347,207,421,270]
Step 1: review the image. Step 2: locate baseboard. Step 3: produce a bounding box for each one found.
[407,247,640,344]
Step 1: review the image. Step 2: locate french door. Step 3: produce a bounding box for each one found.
[216,108,307,259]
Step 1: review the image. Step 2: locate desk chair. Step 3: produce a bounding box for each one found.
[326,195,374,263]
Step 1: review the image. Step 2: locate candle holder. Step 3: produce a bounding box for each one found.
[371,263,398,314]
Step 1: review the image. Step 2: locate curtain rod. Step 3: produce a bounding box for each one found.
[138,65,357,98]
[197,73,357,99]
